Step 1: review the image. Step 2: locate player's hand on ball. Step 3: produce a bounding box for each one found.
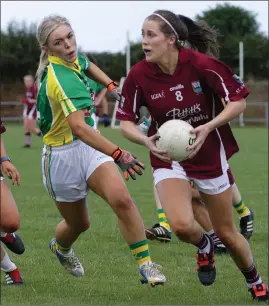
[112,147,145,180]
[1,161,20,185]
[187,124,211,159]
[144,134,172,163]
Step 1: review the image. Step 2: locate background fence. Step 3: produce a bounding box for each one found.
[1,101,268,127]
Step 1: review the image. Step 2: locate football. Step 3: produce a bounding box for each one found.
[156,119,196,162]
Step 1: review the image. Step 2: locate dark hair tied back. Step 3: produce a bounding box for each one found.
[149,10,219,57]
[178,14,219,57]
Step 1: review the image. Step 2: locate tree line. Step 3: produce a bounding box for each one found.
[1,3,268,83]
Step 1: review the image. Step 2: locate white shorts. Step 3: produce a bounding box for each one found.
[23,104,37,120]
[153,162,231,195]
[41,140,113,202]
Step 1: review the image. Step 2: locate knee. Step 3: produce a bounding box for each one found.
[74,219,90,234]
[1,217,20,233]
[215,227,237,248]
[110,191,134,216]
[171,219,196,241]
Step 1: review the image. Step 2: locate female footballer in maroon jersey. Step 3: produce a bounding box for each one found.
[116,10,268,301]
[0,120,24,284]
[21,75,42,147]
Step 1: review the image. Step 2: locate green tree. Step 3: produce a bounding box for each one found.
[85,51,126,81]
[130,41,144,66]
[195,3,268,80]
[85,41,145,80]
[1,20,40,82]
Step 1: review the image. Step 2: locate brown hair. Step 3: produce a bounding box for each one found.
[147,10,219,57]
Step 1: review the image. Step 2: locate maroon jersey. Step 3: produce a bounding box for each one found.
[21,85,37,106]
[21,85,38,119]
[0,120,6,134]
[116,48,249,179]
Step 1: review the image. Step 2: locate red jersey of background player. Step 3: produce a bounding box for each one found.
[116,48,249,179]
[0,120,6,134]
[21,84,38,120]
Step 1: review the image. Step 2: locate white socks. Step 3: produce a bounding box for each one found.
[247,277,262,288]
[198,235,211,254]
[206,230,215,236]
[1,252,16,272]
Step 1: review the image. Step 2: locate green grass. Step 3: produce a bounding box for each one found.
[1,124,268,305]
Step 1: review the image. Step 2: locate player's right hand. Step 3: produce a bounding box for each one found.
[144,134,172,163]
[1,161,20,185]
[111,147,145,180]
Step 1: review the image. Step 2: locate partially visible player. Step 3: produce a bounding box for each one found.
[21,75,42,148]
[0,120,24,285]
[139,117,254,245]
[0,232,25,255]
[85,55,111,128]
[88,79,110,129]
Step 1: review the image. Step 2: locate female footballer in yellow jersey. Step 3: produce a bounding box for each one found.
[36,15,166,286]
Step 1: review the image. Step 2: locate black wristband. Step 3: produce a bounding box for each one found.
[0,156,11,164]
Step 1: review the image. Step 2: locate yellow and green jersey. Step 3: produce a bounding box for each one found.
[37,54,96,146]
[87,78,105,112]
[88,79,105,102]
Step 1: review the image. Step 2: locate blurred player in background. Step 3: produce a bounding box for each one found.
[0,120,24,285]
[85,55,111,128]
[89,80,111,129]
[35,15,166,287]
[21,75,42,148]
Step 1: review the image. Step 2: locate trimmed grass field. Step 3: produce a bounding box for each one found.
[1,124,268,305]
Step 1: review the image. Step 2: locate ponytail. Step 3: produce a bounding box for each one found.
[178,15,219,57]
[148,10,219,57]
[36,50,48,88]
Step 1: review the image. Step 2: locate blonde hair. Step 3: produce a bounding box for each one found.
[36,15,72,87]
[24,74,34,81]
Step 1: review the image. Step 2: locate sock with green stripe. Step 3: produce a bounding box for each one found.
[129,240,151,267]
[55,241,72,256]
[233,200,251,218]
[157,209,171,231]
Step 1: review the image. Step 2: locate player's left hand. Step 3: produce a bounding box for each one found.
[187,124,211,159]
[111,147,145,180]
[1,161,21,185]
[107,82,121,101]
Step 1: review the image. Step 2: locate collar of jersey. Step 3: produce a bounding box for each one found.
[151,47,190,75]
[48,55,81,73]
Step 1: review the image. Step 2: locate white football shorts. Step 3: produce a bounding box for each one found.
[42,139,113,202]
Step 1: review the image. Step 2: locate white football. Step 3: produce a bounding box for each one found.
[156,119,196,162]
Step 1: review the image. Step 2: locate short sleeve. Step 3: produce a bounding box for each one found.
[50,68,94,118]
[201,58,250,103]
[116,72,146,122]
[78,54,91,72]
[60,97,93,118]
